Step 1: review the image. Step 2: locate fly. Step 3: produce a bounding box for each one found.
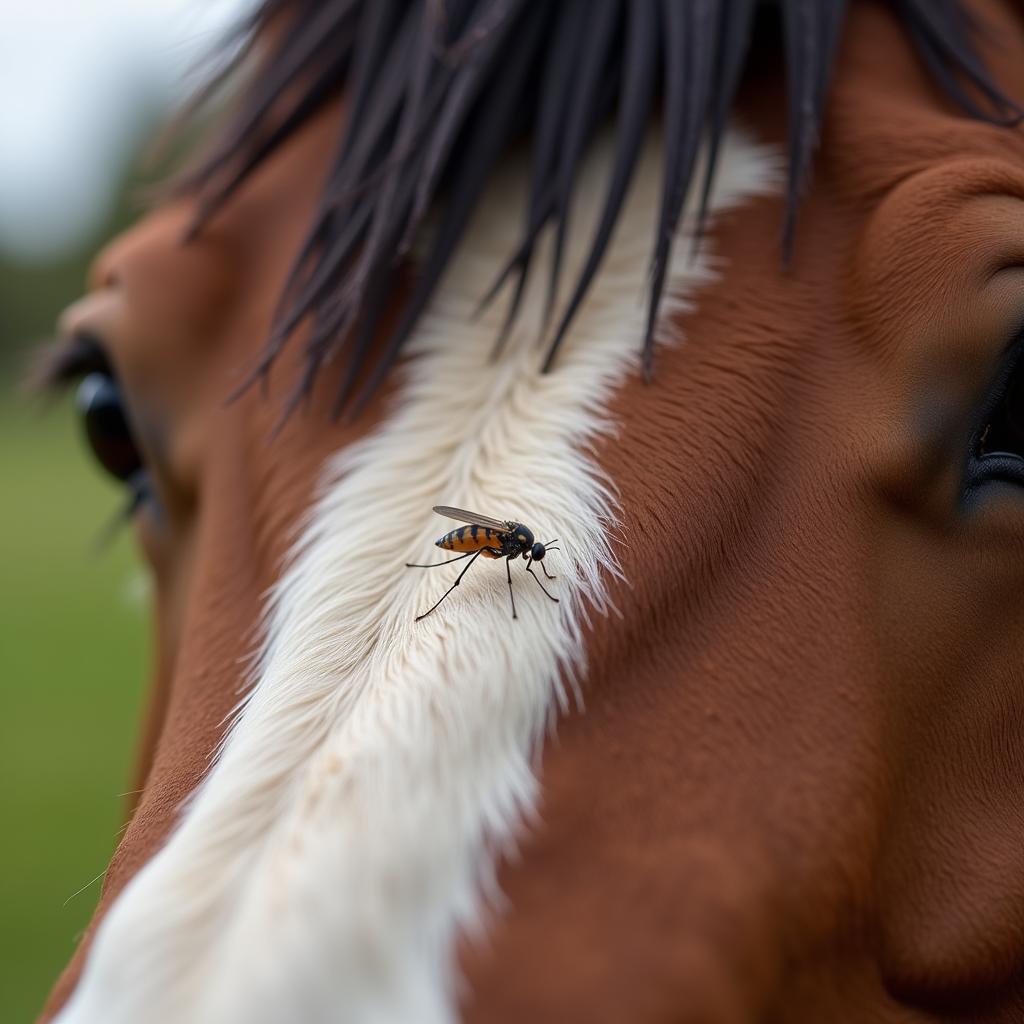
[406,505,561,620]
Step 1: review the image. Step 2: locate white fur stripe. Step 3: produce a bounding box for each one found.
[57,129,778,1024]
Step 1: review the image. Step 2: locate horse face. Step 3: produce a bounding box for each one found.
[46,2,1024,1022]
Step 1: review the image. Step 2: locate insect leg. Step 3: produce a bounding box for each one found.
[539,539,559,579]
[506,555,517,620]
[415,550,484,620]
[526,559,559,603]
[406,551,475,568]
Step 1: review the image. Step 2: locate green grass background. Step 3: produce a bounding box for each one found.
[0,128,162,1021]
[0,101,217,1018]
[0,392,147,1021]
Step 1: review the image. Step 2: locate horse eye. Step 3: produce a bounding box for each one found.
[969,344,1024,488]
[75,372,144,482]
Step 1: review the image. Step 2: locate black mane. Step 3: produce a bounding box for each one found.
[182,0,1020,415]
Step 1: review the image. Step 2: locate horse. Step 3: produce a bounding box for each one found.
[37,1,1024,1020]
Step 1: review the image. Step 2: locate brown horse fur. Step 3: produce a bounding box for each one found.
[41,1,1024,1021]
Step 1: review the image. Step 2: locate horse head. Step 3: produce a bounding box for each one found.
[42,2,1024,1021]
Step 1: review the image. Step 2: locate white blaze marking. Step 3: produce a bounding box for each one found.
[57,129,777,1023]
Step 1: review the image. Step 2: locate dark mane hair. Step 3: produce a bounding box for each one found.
[182,0,1020,415]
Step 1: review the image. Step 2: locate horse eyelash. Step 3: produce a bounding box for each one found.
[26,332,111,397]
[27,334,148,544]
[94,474,152,551]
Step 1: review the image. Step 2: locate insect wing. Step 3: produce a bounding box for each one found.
[432,505,510,531]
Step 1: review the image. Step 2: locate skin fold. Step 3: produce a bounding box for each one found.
[44,2,1024,1020]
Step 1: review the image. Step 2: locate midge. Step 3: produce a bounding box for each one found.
[407,506,561,620]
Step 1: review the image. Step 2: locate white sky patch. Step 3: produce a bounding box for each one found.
[0,0,253,263]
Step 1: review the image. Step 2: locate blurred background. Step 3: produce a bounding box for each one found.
[0,1,251,1018]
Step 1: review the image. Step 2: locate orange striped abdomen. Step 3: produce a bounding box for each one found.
[437,524,506,554]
